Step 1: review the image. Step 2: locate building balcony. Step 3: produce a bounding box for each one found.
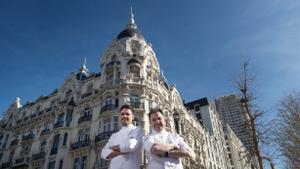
[22,133,35,141]
[70,139,90,151]
[23,116,29,121]
[50,148,58,155]
[95,130,118,143]
[16,119,22,124]
[30,113,37,118]
[32,152,45,161]
[45,107,52,112]
[15,157,25,164]
[1,161,12,169]
[100,104,118,113]
[40,129,51,137]
[53,121,64,129]
[10,139,19,146]
[80,92,93,99]
[126,101,144,109]
[13,157,29,168]
[78,114,92,123]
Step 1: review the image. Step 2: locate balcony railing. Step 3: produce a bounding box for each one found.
[80,92,93,99]
[30,113,37,118]
[78,114,92,123]
[23,116,29,121]
[127,101,144,109]
[38,110,44,116]
[95,130,118,143]
[10,139,19,146]
[53,121,64,128]
[40,129,51,137]
[32,152,45,161]
[15,157,24,164]
[22,133,35,141]
[1,161,12,169]
[50,148,58,155]
[70,139,90,151]
[45,107,52,112]
[100,104,118,113]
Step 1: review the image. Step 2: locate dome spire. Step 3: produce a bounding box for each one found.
[76,57,89,80]
[80,57,88,73]
[127,6,137,29]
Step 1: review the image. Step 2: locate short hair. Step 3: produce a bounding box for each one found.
[120,104,134,114]
[148,108,163,119]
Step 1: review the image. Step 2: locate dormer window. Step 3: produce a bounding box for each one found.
[131,40,141,53]
[195,105,200,111]
[130,65,140,78]
[87,84,93,93]
[65,90,72,101]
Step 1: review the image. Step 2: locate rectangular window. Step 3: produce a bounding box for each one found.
[113,116,119,131]
[103,119,110,132]
[74,158,80,169]
[100,159,109,168]
[81,156,87,169]
[105,98,113,106]
[40,141,46,152]
[2,135,9,149]
[63,133,68,146]
[51,134,60,154]
[48,161,55,169]
[98,121,101,133]
[59,160,63,169]
[66,109,73,127]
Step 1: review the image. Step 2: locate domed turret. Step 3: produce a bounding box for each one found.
[116,7,145,40]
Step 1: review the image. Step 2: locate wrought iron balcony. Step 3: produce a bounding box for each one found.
[81,92,93,99]
[32,152,45,161]
[70,139,90,151]
[127,101,144,109]
[22,133,35,141]
[78,114,92,123]
[16,119,22,124]
[40,129,51,137]
[50,148,58,155]
[53,121,64,128]
[1,161,12,169]
[23,116,29,121]
[30,113,37,118]
[45,107,52,112]
[100,104,118,113]
[38,110,44,116]
[95,130,118,143]
[15,157,24,164]
[10,139,19,146]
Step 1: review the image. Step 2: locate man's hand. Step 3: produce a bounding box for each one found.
[111,145,121,152]
[106,145,123,160]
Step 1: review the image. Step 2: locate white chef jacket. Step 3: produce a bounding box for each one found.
[101,124,143,169]
[144,130,191,169]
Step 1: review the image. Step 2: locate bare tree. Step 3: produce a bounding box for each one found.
[235,59,275,169]
[276,91,300,169]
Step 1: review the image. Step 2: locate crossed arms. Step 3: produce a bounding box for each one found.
[151,143,195,159]
[101,128,142,160]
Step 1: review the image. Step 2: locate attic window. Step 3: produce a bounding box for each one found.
[195,105,200,111]
[130,65,140,77]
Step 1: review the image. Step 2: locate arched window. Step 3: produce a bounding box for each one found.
[130,65,140,78]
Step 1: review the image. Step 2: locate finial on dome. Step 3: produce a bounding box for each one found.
[127,6,137,29]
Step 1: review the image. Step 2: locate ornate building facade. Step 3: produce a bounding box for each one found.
[0,12,211,169]
[185,97,229,169]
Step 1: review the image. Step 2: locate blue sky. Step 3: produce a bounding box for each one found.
[0,0,299,166]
